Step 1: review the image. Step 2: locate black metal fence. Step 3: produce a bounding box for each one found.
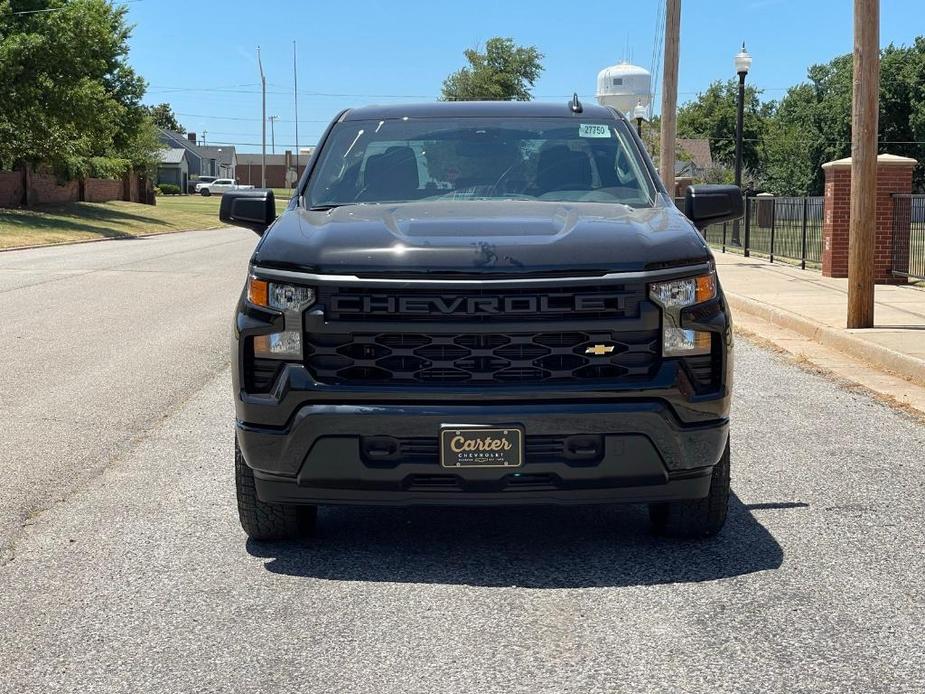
[892,194,925,281]
[675,195,825,269]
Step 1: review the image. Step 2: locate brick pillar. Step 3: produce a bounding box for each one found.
[821,154,917,283]
[822,163,851,277]
[875,161,915,284]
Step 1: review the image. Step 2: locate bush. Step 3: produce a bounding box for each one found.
[88,156,130,179]
[158,183,181,195]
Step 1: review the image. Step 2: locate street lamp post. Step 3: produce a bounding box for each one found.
[732,42,752,248]
[633,100,648,139]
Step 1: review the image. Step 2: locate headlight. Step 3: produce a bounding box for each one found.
[649,272,716,357]
[649,274,716,309]
[247,277,315,360]
[253,331,302,358]
[247,277,316,311]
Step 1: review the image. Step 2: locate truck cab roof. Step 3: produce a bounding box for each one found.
[341,100,622,122]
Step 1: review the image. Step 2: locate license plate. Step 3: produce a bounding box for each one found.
[440,426,523,469]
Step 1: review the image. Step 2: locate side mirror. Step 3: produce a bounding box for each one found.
[220,190,276,236]
[684,185,744,229]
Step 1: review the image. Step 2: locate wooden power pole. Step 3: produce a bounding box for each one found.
[847,0,880,328]
[659,0,681,195]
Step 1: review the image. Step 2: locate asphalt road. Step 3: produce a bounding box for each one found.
[0,228,257,559]
[1,231,924,693]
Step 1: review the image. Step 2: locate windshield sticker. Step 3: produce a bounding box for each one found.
[579,123,611,138]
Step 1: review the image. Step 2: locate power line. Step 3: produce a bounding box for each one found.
[10,0,144,14]
[200,140,320,148]
[691,136,925,145]
[174,112,329,124]
[650,0,665,111]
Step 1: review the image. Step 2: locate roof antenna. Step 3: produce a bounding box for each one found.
[570,92,583,113]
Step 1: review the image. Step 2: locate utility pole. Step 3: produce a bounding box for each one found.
[659,0,681,195]
[202,130,208,147]
[268,115,279,154]
[293,40,300,187]
[847,0,879,328]
[257,46,267,189]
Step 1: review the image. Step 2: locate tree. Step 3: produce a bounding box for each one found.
[146,103,183,133]
[0,0,161,177]
[763,40,925,195]
[676,80,770,174]
[441,37,543,102]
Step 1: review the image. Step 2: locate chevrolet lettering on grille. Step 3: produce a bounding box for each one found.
[329,293,628,316]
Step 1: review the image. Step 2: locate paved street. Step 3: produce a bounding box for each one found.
[1,231,924,693]
[0,228,257,559]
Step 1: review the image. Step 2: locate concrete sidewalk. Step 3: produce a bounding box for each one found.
[714,253,925,388]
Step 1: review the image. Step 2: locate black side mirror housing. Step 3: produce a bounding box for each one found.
[219,190,276,236]
[684,185,744,229]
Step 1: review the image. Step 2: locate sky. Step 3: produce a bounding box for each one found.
[125,0,923,153]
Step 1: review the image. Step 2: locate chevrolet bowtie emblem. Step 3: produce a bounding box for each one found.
[585,344,615,356]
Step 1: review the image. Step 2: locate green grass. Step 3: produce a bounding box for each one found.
[704,220,825,266]
[0,188,301,250]
[705,219,925,278]
[0,196,223,250]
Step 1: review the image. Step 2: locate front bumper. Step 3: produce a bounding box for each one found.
[237,401,728,506]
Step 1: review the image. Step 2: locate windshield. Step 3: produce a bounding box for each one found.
[306,117,656,208]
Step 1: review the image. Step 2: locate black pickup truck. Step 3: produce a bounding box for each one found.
[222,100,742,541]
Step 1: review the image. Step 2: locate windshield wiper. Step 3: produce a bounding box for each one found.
[308,202,378,212]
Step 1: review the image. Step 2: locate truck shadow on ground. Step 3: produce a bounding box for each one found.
[248,493,786,588]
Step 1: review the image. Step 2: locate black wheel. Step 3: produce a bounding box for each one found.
[200,188,211,196]
[649,438,730,539]
[235,437,317,541]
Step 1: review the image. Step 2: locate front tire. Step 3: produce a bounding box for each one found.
[235,438,317,541]
[200,188,211,196]
[649,438,730,539]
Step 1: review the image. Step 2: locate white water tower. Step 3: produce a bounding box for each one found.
[596,61,651,117]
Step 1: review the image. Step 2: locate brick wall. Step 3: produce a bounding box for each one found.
[30,173,78,205]
[822,167,851,277]
[875,166,913,283]
[0,170,23,207]
[0,169,153,207]
[237,162,307,189]
[84,177,124,202]
[821,155,916,284]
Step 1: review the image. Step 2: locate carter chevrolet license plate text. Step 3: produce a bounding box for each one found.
[440,426,523,468]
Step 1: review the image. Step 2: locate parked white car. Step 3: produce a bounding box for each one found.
[198,178,254,196]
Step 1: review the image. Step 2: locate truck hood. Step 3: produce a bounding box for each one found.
[252,200,710,276]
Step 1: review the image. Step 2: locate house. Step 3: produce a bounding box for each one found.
[236,149,313,188]
[156,130,238,184]
[156,148,190,191]
[197,146,236,180]
[675,138,714,178]
[158,130,204,178]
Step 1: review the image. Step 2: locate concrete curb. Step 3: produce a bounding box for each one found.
[726,292,925,387]
[0,226,227,254]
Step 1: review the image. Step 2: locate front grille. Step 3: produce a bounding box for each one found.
[317,284,646,323]
[305,330,659,385]
[362,434,604,466]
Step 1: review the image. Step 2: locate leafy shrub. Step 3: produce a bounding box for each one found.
[158,183,181,195]
[88,156,130,180]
